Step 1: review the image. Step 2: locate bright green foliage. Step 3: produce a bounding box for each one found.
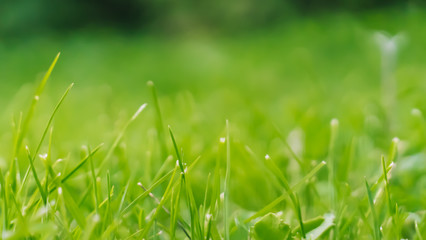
[0,8,426,239]
[250,213,291,240]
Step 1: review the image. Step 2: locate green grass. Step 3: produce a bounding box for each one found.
[0,7,426,239]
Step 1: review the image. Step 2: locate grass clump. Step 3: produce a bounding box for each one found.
[1,12,426,238]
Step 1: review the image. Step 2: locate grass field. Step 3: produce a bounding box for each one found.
[0,8,425,239]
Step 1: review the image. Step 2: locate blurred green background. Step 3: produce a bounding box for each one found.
[0,1,425,237]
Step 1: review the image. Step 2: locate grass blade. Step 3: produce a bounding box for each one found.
[365,178,380,240]
[224,120,231,240]
[25,146,47,205]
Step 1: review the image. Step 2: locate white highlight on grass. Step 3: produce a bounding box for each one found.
[374,32,405,129]
[176,160,180,166]
[287,127,305,156]
[220,137,226,143]
[57,172,61,177]
[58,187,63,195]
[34,95,39,101]
[137,182,143,188]
[184,167,187,174]
[220,192,225,201]
[206,213,212,220]
[330,118,339,127]
[93,214,101,222]
[411,108,422,117]
[131,103,148,121]
[265,154,270,160]
[392,137,400,144]
[39,153,48,160]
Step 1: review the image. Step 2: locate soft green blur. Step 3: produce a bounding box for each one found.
[0,5,425,239]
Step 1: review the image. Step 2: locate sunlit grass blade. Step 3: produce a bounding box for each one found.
[0,169,9,230]
[61,186,87,229]
[120,168,175,215]
[224,120,231,240]
[18,83,73,192]
[147,81,167,158]
[25,146,47,205]
[60,143,103,185]
[328,118,339,212]
[387,137,399,165]
[243,160,326,225]
[98,103,147,172]
[264,154,306,238]
[88,145,99,214]
[168,126,184,173]
[415,221,424,240]
[140,166,178,238]
[365,178,380,240]
[13,52,60,159]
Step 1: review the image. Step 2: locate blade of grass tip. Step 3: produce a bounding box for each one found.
[97,103,147,173]
[365,178,380,240]
[224,120,231,240]
[25,146,47,205]
[264,154,305,238]
[117,180,130,215]
[19,83,74,193]
[169,126,200,238]
[387,137,399,165]
[370,163,394,192]
[168,126,184,173]
[147,81,167,158]
[140,166,178,238]
[291,161,326,192]
[329,118,339,213]
[381,155,399,238]
[13,52,60,161]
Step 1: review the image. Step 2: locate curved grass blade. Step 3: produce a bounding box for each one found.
[224,120,231,240]
[365,178,380,240]
[19,83,74,194]
[25,146,47,205]
[97,103,147,173]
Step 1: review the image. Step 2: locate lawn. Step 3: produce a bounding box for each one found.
[0,8,425,239]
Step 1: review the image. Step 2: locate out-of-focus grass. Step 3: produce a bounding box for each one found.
[0,8,425,239]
